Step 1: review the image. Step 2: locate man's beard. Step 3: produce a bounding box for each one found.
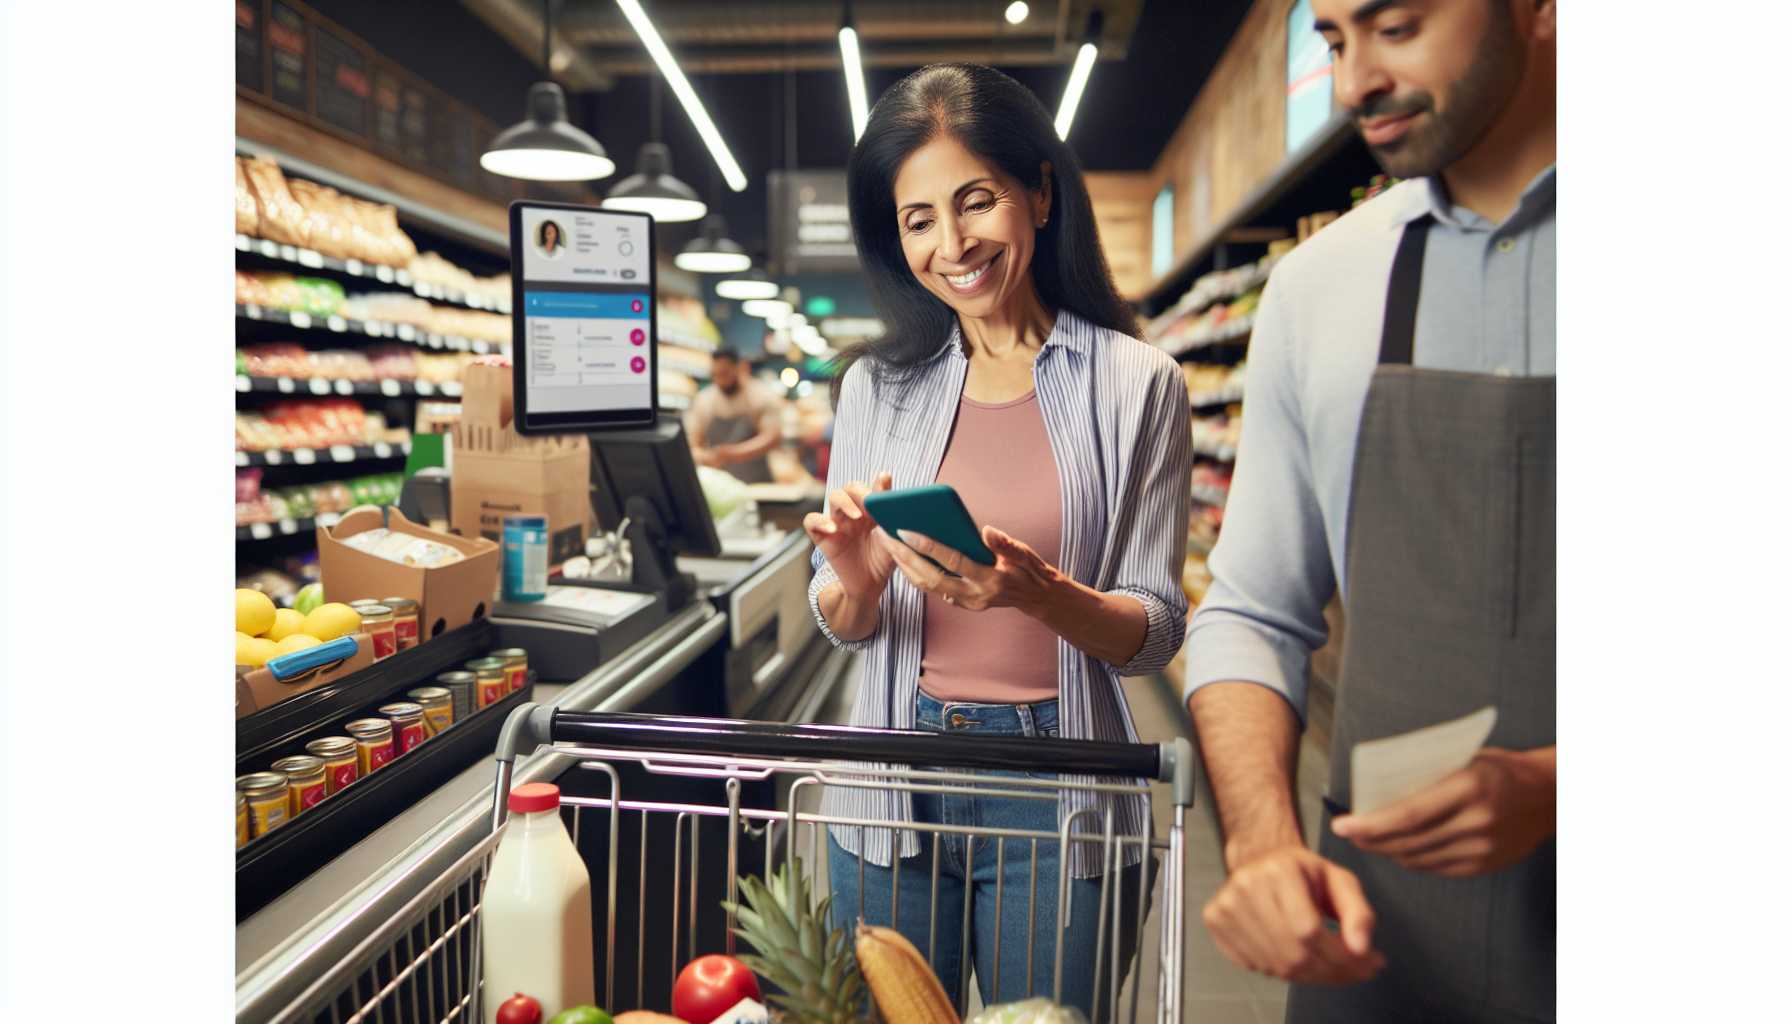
[1354,11,1525,179]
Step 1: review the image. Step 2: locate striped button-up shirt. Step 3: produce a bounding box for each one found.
[808,309,1193,876]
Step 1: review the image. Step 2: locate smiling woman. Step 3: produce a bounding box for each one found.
[806,63,1194,1018]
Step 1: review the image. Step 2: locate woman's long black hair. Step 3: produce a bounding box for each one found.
[834,63,1138,404]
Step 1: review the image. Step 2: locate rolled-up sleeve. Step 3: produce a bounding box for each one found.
[1183,274,1335,723]
[807,364,876,651]
[1111,359,1194,676]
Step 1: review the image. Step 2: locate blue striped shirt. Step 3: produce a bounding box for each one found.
[807,309,1193,876]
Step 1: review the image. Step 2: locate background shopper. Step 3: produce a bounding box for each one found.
[686,347,783,483]
[1183,1,1558,1020]
[804,63,1191,1013]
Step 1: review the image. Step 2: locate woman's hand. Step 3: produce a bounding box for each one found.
[875,525,1059,614]
[803,471,896,600]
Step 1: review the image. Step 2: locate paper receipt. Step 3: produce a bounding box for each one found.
[1350,706,1499,815]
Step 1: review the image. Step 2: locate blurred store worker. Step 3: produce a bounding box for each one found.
[686,347,782,483]
[1184,2,1556,1021]
[805,64,1190,1015]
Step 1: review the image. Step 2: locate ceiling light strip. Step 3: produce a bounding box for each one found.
[838,26,870,142]
[613,0,749,192]
[1054,42,1098,141]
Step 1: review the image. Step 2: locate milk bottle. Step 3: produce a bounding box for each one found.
[482,782,595,1022]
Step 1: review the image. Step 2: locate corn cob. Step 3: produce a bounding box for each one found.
[854,923,960,1024]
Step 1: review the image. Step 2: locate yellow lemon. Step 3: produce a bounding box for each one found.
[264,607,306,642]
[236,634,281,668]
[236,588,277,637]
[300,602,363,642]
[276,633,322,655]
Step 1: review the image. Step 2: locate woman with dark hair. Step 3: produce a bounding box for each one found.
[803,64,1192,1013]
[538,219,563,255]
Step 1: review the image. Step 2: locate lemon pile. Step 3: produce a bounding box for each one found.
[236,588,363,668]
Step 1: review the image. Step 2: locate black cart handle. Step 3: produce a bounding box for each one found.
[498,706,1174,782]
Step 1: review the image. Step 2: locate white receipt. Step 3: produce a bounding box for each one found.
[1351,706,1498,815]
[540,585,654,620]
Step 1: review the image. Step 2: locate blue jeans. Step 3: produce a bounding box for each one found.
[827,692,1153,1017]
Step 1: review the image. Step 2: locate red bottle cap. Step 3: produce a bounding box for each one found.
[508,782,560,814]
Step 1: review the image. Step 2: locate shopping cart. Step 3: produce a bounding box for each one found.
[264,704,1196,1024]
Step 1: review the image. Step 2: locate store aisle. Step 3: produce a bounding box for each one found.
[802,658,1330,1024]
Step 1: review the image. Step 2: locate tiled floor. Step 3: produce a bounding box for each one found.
[806,662,1332,1024]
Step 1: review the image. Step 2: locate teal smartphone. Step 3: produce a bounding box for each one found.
[862,484,996,575]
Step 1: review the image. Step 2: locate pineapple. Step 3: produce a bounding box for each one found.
[723,862,869,1024]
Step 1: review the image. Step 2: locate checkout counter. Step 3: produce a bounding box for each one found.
[235,420,846,1020]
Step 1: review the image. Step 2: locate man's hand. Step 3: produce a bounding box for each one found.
[1202,845,1386,985]
[1331,746,1555,878]
[693,447,723,468]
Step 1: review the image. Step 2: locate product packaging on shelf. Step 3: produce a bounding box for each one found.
[236,634,375,719]
[319,505,499,640]
[449,362,592,565]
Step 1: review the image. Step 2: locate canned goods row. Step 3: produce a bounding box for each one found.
[347,597,421,661]
[236,646,530,849]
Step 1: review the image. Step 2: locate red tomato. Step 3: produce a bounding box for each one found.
[496,992,543,1024]
[671,955,760,1024]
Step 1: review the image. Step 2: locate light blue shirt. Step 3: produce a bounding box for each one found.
[809,309,1193,874]
[1184,168,1557,721]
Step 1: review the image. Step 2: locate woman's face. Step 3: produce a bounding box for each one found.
[892,134,1050,323]
[544,223,559,248]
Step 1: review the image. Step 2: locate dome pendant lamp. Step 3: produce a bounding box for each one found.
[676,213,751,274]
[480,0,614,181]
[603,77,706,222]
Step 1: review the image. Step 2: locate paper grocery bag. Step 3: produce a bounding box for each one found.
[449,362,593,564]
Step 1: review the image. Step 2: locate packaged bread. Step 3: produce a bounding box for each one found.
[340,196,395,266]
[241,156,311,247]
[235,158,261,236]
[287,180,354,260]
[368,202,417,265]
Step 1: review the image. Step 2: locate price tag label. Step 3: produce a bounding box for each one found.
[396,324,416,342]
[298,249,323,269]
[244,303,263,320]
[426,335,443,350]
[379,379,402,397]
[293,448,317,465]
[334,380,353,396]
[375,265,395,283]
[235,375,252,393]
[330,445,356,462]
[290,312,313,330]
[327,315,347,333]
[415,381,436,396]
[264,449,284,465]
[279,245,299,262]
[396,270,412,287]
[413,282,429,298]
[373,442,394,458]
[276,377,296,394]
[441,381,462,397]
[234,451,250,467]
[473,341,491,354]
[249,523,273,540]
[317,512,341,528]
[307,378,330,396]
[278,518,298,535]
[452,337,470,352]
[345,258,364,276]
[235,234,251,251]
[258,240,278,258]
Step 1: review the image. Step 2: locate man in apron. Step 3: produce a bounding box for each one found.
[1183,2,1555,1020]
[686,347,782,484]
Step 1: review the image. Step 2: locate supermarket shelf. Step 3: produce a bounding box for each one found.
[1148,261,1273,336]
[1191,387,1245,411]
[1191,484,1231,507]
[1161,313,1255,358]
[1141,111,1373,314]
[1191,440,1237,462]
[237,512,342,542]
[236,304,505,355]
[236,441,412,469]
[235,374,463,399]
[659,329,718,354]
[236,234,511,313]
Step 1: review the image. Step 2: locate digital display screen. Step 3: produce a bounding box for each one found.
[511,203,657,432]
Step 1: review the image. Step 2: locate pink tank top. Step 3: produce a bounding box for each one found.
[919,390,1064,704]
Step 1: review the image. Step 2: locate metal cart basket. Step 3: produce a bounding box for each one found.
[261,704,1196,1024]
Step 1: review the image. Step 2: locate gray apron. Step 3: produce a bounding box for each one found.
[705,409,774,484]
[1287,219,1555,1023]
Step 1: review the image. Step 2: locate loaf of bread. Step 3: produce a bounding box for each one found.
[235,158,261,236]
[241,156,311,247]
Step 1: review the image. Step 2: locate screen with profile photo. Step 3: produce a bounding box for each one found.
[511,203,657,431]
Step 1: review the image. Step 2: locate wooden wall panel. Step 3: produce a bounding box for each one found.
[1085,171,1154,300]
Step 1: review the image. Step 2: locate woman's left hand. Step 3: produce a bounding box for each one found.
[875,525,1059,615]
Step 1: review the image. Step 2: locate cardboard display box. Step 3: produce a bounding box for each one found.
[318,505,500,640]
[450,362,593,566]
[236,634,374,719]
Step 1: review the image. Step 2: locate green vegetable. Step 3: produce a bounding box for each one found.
[546,1008,612,1024]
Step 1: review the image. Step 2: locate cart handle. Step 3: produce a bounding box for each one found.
[496,706,1195,801]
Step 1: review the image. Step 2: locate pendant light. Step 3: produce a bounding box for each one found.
[676,214,751,273]
[716,268,780,300]
[603,76,706,223]
[480,0,614,181]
